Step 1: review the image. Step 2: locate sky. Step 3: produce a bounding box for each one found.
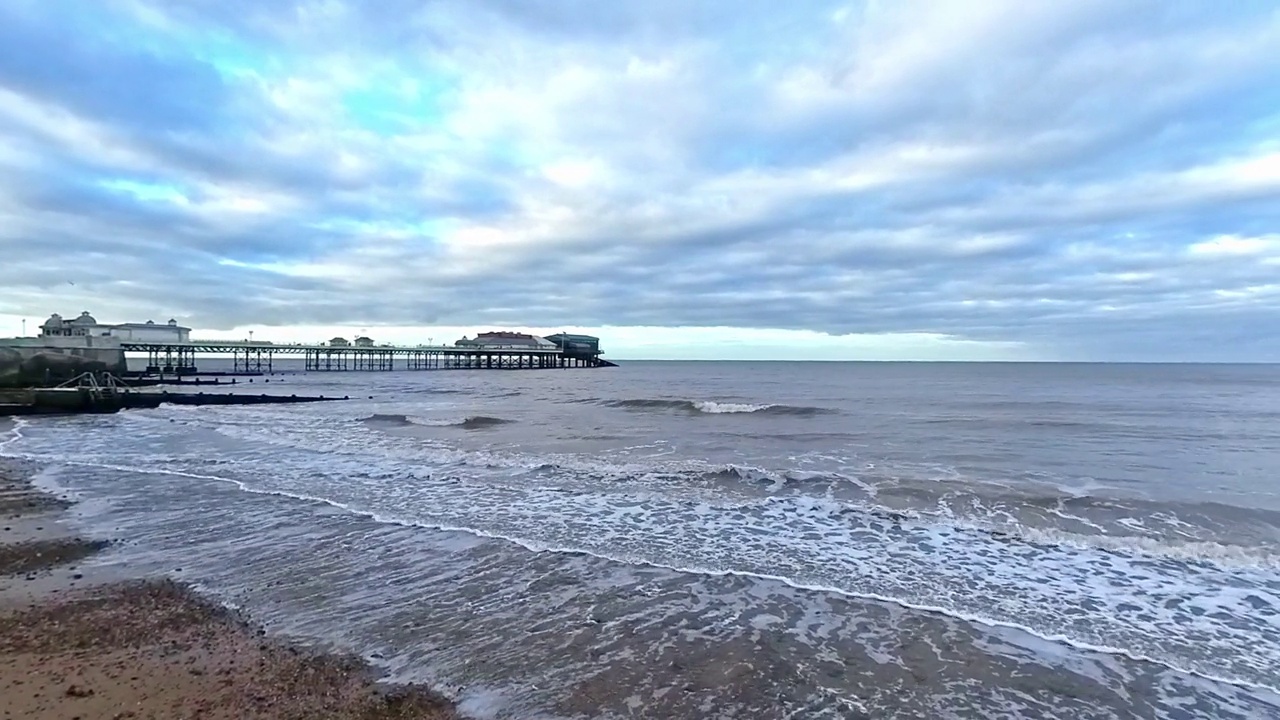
[0,1,1278,361]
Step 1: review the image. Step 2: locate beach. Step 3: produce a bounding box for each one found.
[0,448,459,720]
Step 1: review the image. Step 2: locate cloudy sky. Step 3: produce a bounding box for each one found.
[1,1,1278,360]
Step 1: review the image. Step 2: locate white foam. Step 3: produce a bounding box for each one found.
[1003,523,1280,569]
[408,416,471,426]
[0,416,28,451]
[692,401,772,414]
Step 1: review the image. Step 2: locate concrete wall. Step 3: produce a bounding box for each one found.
[0,337,128,387]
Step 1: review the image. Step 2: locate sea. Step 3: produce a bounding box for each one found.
[2,360,1279,719]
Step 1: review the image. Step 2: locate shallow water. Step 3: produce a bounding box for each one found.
[4,361,1280,718]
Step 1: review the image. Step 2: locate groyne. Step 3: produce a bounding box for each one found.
[0,387,345,416]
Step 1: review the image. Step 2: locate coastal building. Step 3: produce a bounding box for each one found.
[354,336,375,347]
[39,312,190,343]
[329,337,351,347]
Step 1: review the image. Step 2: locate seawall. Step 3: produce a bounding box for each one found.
[0,338,128,388]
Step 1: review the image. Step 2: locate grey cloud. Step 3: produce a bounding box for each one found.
[0,4,231,134]
[1,1,1279,359]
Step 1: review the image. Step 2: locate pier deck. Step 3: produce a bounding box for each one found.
[120,340,611,374]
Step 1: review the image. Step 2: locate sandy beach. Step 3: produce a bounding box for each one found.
[0,448,460,720]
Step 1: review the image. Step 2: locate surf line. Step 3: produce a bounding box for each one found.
[13,450,1280,700]
[0,417,29,453]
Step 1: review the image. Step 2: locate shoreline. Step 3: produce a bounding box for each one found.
[0,448,461,719]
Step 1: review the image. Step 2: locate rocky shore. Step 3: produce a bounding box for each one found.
[0,450,460,720]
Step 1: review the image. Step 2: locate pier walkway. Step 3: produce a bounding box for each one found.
[119,340,611,374]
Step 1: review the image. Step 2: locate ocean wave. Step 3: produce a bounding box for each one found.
[983,523,1280,569]
[691,465,880,497]
[696,464,783,485]
[604,398,832,416]
[64,458,1280,695]
[361,413,417,426]
[457,416,514,429]
[696,477,1280,568]
[879,476,1280,531]
[360,414,513,429]
[11,438,1280,697]
[0,417,27,451]
[88,410,1280,566]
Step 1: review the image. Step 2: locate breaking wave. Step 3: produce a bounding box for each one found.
[360,413,416,426]
[457,416,514,429]
[360,414,513,429]
[604,398,832,416]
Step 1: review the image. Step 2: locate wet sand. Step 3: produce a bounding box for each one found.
[0,451,460,720]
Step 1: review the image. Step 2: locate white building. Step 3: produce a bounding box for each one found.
[39,312,191,343]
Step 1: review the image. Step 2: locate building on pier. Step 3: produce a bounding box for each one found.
[455,332,558,350]
[39,311,190,343]
[110,320,190,342]
[544,333,600,356]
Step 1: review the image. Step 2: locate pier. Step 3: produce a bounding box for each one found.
[3,313,614,387]
[122,338,612,375]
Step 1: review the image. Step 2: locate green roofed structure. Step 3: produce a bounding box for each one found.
[544,333,613,367]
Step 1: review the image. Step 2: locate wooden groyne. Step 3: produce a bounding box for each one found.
[0,382,345,417]
[121,375,275,387]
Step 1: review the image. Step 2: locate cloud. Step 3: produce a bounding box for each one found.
[1,0,1278,359]
[1188,234,1280,258]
